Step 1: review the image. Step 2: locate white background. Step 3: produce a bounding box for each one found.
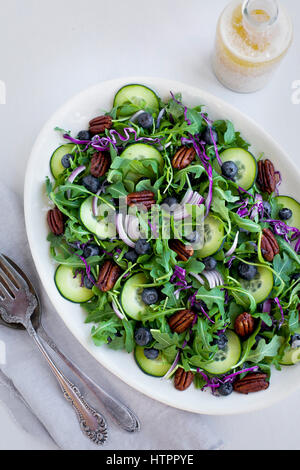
[0,0,299,450]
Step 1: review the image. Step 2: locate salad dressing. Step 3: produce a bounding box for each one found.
[212,0,293,93]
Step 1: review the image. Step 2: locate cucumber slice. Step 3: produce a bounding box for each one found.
[280,328,300,366]
[214,148,257,190]
[113,84,159,112]
[120,143,164,172]
[80,197,116,240]
[120,143,164,191]
[274,196,300,231]
[196,215,224,258]
[55,265,94,303]
[121,273,148,321]
[238,265,274,305]
[50,144,75,179]
[134,346,171,377]
[201,330,241,375]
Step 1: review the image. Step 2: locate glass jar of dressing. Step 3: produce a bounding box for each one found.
[212,0,293,93]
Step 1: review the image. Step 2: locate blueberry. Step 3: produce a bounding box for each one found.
[203,257,217,271]
[82,175,101,193]
[237,262,257,281]
[124,250,139,263]
[291,273,300,282]
[279,208,293,221]
[83,244,100,258]
[134,327,153,346]
[135,239,151,255]
[218,382,233,396]
[193,300,207,312]
[61,153,74,169]
[144,348,159,360]
[84,274,96,289]
[254,334,264,345]
[290,334,300,349]
[142,288,159,305]
[163,197,178,210]
[262,201,272,218]
[203,127,218,145]
[213,333,228,350]
[77,130,91,141]
[221,161,238,179]
[137,112,153,130]
[185,231,201,244]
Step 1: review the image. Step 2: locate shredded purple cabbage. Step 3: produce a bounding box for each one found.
[75,254,96,286]
[170,92,191,125]
[236,198,250,218]
[64,127,162,153]
[263,219,300,245]
[171,266,187,284]
[227,255,236,268]
[223,366,259,383]
[200,114,222,167]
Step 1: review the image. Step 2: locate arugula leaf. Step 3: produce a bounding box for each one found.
[246,336,283,363]
[273,252,295,286]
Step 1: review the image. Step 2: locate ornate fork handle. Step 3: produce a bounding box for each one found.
[27,323,108,445]
[38,325,140,433]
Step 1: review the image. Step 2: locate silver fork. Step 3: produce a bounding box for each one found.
[0,254,108,445]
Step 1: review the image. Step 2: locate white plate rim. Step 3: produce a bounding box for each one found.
[24,76,300,416]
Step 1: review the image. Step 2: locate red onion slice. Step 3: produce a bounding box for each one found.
[92,190,102,217]
[189,272,205,285]
[201,270,224,288]
[67,165,86,198]
[116,214,135,248]
[112,299,125,320]
[224,231,239,258]
[181,189,193,205]
[68,165,86,184]
[124,215,140,241]
[162,350,180,380]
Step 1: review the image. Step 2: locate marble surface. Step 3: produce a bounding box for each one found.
[0,0,299,450]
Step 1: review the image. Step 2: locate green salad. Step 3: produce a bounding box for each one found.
[45,83,300,397]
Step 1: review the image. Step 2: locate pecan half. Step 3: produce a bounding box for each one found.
[97,261,121,292]
[47,207,64,236]
[172,147,196,170]
[90,151,111,177]
[174,368,194,391]
[169,240,194,262]
[127,191,156,210]
[89,115,112,136]
[257,159,276,194]
[233,373,269,394]
[168,309,196,334]
[261,228,280,262]
[234,312,255,337]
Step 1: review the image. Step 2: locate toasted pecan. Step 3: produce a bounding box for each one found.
[127,191,156,210]
[172,147,196,170]
[234,312,255,337]
[47,207,64,236]
[169,240,194,262]
[168,309,196,334]
[233,373,269,394]
[174,368,194,391]
[97,260,121,292]
[90,151,111,177]
[261,228,279,262]
[257,159,276,194]
[89,115,112,136]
